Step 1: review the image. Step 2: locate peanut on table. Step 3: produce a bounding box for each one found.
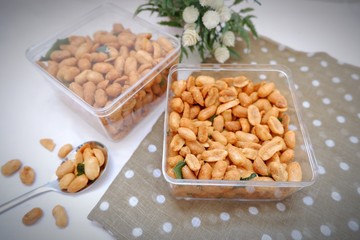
[166,75,301,182]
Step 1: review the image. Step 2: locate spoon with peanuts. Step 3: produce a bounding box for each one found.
[0,141,108,214]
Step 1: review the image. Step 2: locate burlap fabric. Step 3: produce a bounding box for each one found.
[88,36,360,239]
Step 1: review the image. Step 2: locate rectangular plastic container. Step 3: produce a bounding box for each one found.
[162,64,318,201]
[26,2,180,141]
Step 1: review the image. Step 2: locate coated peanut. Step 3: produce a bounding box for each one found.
[268,116,284,135]
[185,154,201,172]
[284,130,296,149]
[84,156,100,180]
[211,160,228,180]
[93,148,105,166]
[269,162,288,181]
[198,105,217,121]
[258,136,284,160]
[253,157,269,176]
[67,174,88,193]
[198,163,212,180]
[178,127,197,142]
[22,207,43,226]
[56,160,75,179]
[52,205,68,228]
[201,149,228,162]
[248,105,261,126]
[287,162,302,181]
[170,134,185,152]
[224,167,241,180]
[181,165,197,179]
[40,138,56,152]
[59,173,76,190]
[19,166,35,185]
[1,159,22,176]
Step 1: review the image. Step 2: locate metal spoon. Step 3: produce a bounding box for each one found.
[0,141,108,214]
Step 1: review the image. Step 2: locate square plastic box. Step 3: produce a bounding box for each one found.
[162,64,318,201]
[26,2,180,141]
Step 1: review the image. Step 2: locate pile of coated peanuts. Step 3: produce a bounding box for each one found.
[38,23,177,140]
[55,143,107,193]
[166,75,302,182]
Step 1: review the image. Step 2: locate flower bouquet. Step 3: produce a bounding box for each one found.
[135,0,260,63]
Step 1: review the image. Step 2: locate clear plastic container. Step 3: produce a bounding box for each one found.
[26,2,180,141]
[162,64,318,201]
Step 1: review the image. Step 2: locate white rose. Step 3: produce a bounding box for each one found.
[213,41,221,50]
[182,5,199,24]
[202,10,220,30]
[184,23,196,30]
[182,29,200,47]
[217,5,231,23]
[199,0,211,7]
[209,0,224,9]
[214,46,230,63]
[222,31,235,47]
[200,0,224,9]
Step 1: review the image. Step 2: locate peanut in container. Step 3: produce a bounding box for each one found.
[162,64,318,201]
[26,3,180,141]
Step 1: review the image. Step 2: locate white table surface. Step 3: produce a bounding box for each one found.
[0,0,359,239]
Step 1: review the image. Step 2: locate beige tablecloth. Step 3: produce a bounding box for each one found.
[88,36,360,239]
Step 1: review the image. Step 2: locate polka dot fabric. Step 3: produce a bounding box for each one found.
[88,36,360,239]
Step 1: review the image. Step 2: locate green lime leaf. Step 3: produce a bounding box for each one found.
[173,161,186,179]
[76,163,85,176]
[96,45,109,54]
[240,173,257,181]
[40,38,69,61]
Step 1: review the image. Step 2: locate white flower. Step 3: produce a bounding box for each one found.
[222,31,235,47]
[182,29,200,47]
[200,0,224,9]
[199,0,210,7]
[213,41,221,50]
[217,5,231,23]
[214,46,230,63]
[202,10,220,30]
[184,23,196,30]
[210,0,224,10]
[182,5,199,24]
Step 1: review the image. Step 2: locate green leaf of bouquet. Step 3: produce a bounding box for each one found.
[158,20,182,27]
[198,44,205,60]
[134,3,155,16]
[184,0,197,6]
[230,12,242,29]
[237,26,250,47]
[240,8,254,13]
[244,15,258,38]
[233,0,244,5]
[180,46,188,62]
[228,47,241,59]
[254,0,262,5]
[135,7,159,16]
